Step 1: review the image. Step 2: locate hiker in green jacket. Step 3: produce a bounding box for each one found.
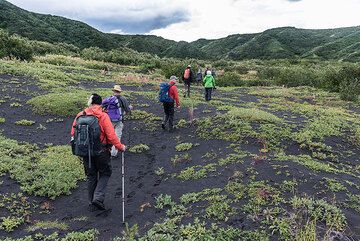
[203,70,216,101]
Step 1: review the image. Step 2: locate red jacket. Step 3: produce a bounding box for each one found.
[169,81,180,107]
[71,105,125,151]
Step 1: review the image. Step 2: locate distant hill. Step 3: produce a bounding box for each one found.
[1,0,359,61]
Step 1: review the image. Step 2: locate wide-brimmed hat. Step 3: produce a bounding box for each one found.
[112,85,122,92]
[169,76,178,81]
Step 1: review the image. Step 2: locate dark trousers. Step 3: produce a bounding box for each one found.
[184,81,191,97]
[163,102,175,129]
[205,87,213,101]
[83,150,112,204]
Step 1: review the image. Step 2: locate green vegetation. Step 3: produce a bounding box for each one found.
[0,136,85,199]
[1,1,360,62]
[175,143,194,152]
[0,118,4,123]
[128,144,150,153]
[14,119,35,126]
[0,192,34,232]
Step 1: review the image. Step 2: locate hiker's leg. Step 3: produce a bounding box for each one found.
[187,84,190,98]
[163,103,170,125]
[209,88,213,100]
[205,88,208,101]
[168,103,175,130]
[93,151,112,203]
[111,121,124,157]
[83,157,97,204]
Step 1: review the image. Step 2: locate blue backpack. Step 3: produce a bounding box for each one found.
[159,83,174,103]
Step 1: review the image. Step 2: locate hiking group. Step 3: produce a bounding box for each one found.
[70,64,216,216]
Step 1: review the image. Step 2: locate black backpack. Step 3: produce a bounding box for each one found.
[72,112,102,167]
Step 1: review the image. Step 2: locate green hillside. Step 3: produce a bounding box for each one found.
[0,0,359,61]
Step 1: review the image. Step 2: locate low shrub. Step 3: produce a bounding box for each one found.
[216,72,243,87]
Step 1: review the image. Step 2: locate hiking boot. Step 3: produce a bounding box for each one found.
[169,126,175,133]
[92,200,106,210]
[161,123,166,130]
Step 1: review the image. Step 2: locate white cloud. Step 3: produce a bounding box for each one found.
[7,0,360,42]
[109,29,128,35]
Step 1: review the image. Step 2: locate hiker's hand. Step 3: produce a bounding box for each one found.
[119,145,126,152]
[177,106,181,109]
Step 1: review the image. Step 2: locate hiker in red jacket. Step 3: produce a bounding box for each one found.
[183,65,193,98]
[71,93,126,211]
[161,76,180,132]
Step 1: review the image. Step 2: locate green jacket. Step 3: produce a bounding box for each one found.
[203,75,215,88]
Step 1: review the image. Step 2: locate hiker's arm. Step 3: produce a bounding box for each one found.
[170,86,180,107]
[120,97,131,114]
[102,115,126,151]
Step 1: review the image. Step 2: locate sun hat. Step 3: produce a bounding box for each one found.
[112,85,122,92]
[187,65,191,68]
[169,76,178,81]
[206,70,212,76]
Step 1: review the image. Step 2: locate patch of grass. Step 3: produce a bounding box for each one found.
[14,119,35,126]
[291,196,347,230]
[175,143,194,152]
[0,136,85,199]
[0,118,5,123]
[275,154,344,174]
[10,102,22,107]
[128,144,150,153]
[0,192,34,232]
[26,220,69,232]
[27,89,111,116]
[171,153,191,166]
[155,194,175,210]
[322,178,347,192]
[177,163,218,181]
[226,107,282,123]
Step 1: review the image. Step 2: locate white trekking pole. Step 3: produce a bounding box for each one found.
[122,151,125,224]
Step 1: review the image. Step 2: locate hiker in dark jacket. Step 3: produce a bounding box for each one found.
[183,65,193,98]
[103,85,132,158]
[203,70,216,101]
[71,93,126,211]
[162,76,180,132]
[196,68,203,86]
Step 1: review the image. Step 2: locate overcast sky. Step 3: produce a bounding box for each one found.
[7,0,360,42]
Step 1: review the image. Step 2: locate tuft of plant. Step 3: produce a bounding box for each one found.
[155,194,175,209]
[14,119,35,126]
[175,143,194,152]
[0,118,5,123]
[128,144,150,153]
[10,102,22,108]
[155,167,165,176]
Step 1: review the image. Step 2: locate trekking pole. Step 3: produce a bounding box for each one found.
[122,151,125,224]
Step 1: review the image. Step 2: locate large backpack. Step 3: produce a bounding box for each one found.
[102,96,122,122]
[183,69,191,79]
[73,112,103,168]
[159,83,174,103]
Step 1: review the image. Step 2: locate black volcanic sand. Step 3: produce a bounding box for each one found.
[0,75,359,240]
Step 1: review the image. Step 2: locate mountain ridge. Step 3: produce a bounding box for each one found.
[1,0,359,61]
